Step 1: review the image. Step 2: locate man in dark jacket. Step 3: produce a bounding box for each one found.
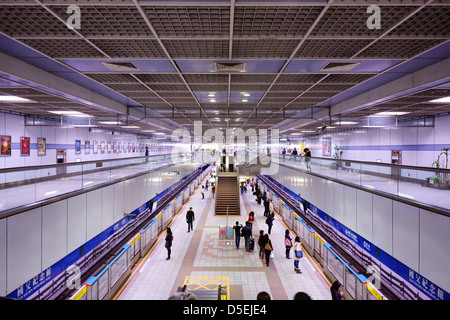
[186,207,195,232]
[233,221,243,249]
[241,222,252,252]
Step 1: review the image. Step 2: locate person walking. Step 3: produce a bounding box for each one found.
[165,227,173,260]
[233,221,243,249]
[293,236,303,273]
[285,229,293,259]
[263,234,273,266]
[258,230,265,261]
[241,221,252,252]
[186,207,195,233]
[265,212,274,234]
[304,148,311,171]
[248,211,255,230]
[211,184,216,199]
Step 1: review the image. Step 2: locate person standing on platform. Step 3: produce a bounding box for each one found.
[265,212,274,234]
[186,207,195,233]
[330,281,344,300]
[304,148,311,171]
[241,221,252,252]
[285,229,293,259]
[233,221,243,249]
[165,228,173,260]
[263,197,270,217]
[248,211,255,230]
[201,186,204,199]
[268,199,274,216]
[211,184,216,199]
[263,234,273,266]
[258,230,265,261]
[293,236,303,273]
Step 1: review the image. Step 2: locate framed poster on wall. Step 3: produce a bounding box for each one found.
[20,136,30,156]
[107,141,111,153]
[75,140,81,154]
[322,137,332,156]
[85,140,90,154]
[113,142,117,153]
[118,142,122,153]
[93,141,98,154]
[37,137,46,156]
[1,135,11,156]
[100,141,105,154]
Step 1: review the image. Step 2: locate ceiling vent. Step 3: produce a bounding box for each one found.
[102,62,140,71]
[321,62,360,71]
[214,62,246,72]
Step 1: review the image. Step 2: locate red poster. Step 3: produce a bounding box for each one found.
[21,136,30,156]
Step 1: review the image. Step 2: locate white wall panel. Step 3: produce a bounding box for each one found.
[393,201,419,271]
[419,209,450,292]
[356,189,373,241]
[372,194,393,255]
[323,180,334,216]
[343,185,357,231]
[67,194,87,253]
[123,179,133,214]
[86,189,102,241]
[6,207,42,294]
[101,185,115,230]
[42,199,68,269]
[113,181,125,223]
[332,182,344,221]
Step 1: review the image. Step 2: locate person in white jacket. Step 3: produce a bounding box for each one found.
[268,199,274,215]
[293,236,303,274]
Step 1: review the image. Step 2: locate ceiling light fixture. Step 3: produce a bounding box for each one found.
[373,111,410,116]
[429,97,450,103]
[99,121,122,125]
[0,95,32,102]
[121,125,140,129]
[210,99,216,102]
[334,121,358,125]
[208,93,216,97]
[242,99,248,102]
[49,110,90,117]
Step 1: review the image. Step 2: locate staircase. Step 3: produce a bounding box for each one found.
[215,172,240,215]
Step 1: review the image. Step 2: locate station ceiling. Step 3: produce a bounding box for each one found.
[0,0,449,139]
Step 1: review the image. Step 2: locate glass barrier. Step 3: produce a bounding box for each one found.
[277,155,450,212]
[0,153,201,214]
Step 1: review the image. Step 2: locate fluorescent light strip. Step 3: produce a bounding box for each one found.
[0,95,32,102]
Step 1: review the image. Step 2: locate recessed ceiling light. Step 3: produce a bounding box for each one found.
[208,93,216,97]
[317,126,335,129]
[210,99,216,102]
[0,95,32,102]
[242,93,250,97]
[301,130,315,133]
[373,111,410,116]
[334,121,358,125]
[49,110,90,117]
[429,97,450,103]
[99,121,122,125]
[121,125,140,129]
[242,99,248,102]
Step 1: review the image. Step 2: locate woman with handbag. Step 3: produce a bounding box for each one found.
[263,234,273,267]
[293,236,303,273]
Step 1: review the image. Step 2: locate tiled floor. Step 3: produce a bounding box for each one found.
[116,174,332,300]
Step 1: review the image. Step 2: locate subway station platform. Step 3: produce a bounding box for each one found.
[114,173,331,300]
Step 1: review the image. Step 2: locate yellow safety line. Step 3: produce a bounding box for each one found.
[113,169,211,300]
[184,276,229,299]
[273,209,332,287]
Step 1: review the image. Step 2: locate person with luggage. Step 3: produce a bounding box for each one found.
[233,221,243,249]
[293,236,303,273]
[186,207,195,233]
[263,234,273,266]
[241,221,253,252]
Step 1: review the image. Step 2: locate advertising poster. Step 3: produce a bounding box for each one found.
[100,141,105,154]
[1,135,11,156]
[75,140,81,154]
[85,140,90,154]
[93,141,98,154]
[322,137,331,156]
[37,137,46,156]
[118,142,122,153]
[107,141,111,153]
[113,142,117,153]
[20,136,30,156]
